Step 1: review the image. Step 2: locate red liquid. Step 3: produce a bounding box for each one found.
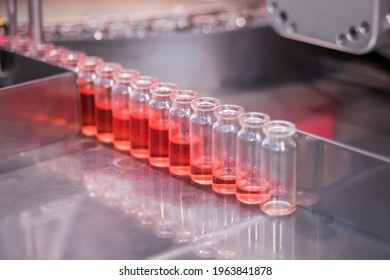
[190,163,213,185]
[113,112,130,151]
[80,87,96,136]
[212,170,236,195]
[169,139,190,176]
[149,126,169,167]
[236,180,270,205]
[96,103,113,143]
[130,113,149,158]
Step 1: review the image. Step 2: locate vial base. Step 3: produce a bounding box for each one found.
[82,125,97,137]
[130,113,149,157]
[96,104,113,143]
[130,148,149,159]
[113,140,130,151]
[212,173,236,195]
[236,184,270,204]
[169,139,190,176]
[113,113,130,151]
[190,164,212,185]
[169,166,190,176]
[260,200,296,216]
[80,88,95,131]
[149,157,169,167]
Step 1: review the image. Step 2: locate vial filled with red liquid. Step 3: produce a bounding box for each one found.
[60,50,86,72]
[212,104,244,195]
[112,68,141,151]
[129,76,158,159]
[94,62,122,143]
[169,90,199,176]
[190,97,221,185]
[236,112,270,204]
[149,83,178,167]
[77,56,104,137]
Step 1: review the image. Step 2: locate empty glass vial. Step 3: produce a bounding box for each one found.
[190,97,221,185]
[149,83,178,167]
[169,90,199,176]
[94,62,122,143]
[236,112,270,204]
[111,69,141,151]
[77,56,104,137]
[260,120,297,216]
[212,104,244,195]
[60,50,86,72]
[129,76,158,159]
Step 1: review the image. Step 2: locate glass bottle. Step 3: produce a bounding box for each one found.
[129,76,158,159]
[212,104,244,194]
[94,62,122,143]
[149,83,178,167]
[236,112,270,204]
[44,46,69,65]
[77,56,104,137]
[111,69,141,151]
[28,42,54,60]
[169,90,199,176]
[260,120,297,216]
[190,97,221,185]
[60,50,86,72]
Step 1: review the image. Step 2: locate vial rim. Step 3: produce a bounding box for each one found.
[150,82,178,96]
[114,68,141,82]
[239,112,270,127]
[78,56,105,70]
[263,120,296,137]
[214,104,244,120]
[130,75,158,90]
[190,97,221,111]
[171,90,200,104]
[95,62,122,77]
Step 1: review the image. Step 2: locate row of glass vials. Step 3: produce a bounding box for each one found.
[1,36,298,217]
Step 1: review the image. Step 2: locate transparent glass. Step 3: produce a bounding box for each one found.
[77,56,104,137]
[94,62,122,143]
[260,120,297,216]
[44,46,69,65]
[212,104,244,194]
[236,112,270,204]
[149,83,178,167]
[111,69,141,151]
[129,76,158,159]
[28,42,54,60]
[169,90,199,176]
[190,97,221,185]
[60,50,86,72]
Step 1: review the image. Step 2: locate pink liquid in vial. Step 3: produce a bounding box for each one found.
[169,139,190,176]
[130,113,149,158]
[149,126,169,167]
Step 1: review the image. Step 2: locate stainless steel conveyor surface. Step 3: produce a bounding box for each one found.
[1,26,389,260]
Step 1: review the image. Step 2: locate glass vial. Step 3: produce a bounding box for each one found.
[149,83,178,167]
[44,46,69,65]
[169,90,199,176]
[112,69,141,151]
[77,56,104,137]
[212,104,244,194]
[94,62,122,143]
[60,50,86,72]
[260,120,297,216]
[236,112,270,204]
[190,97,221,185]
[129,76,158,159]
[28,42,54,60]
